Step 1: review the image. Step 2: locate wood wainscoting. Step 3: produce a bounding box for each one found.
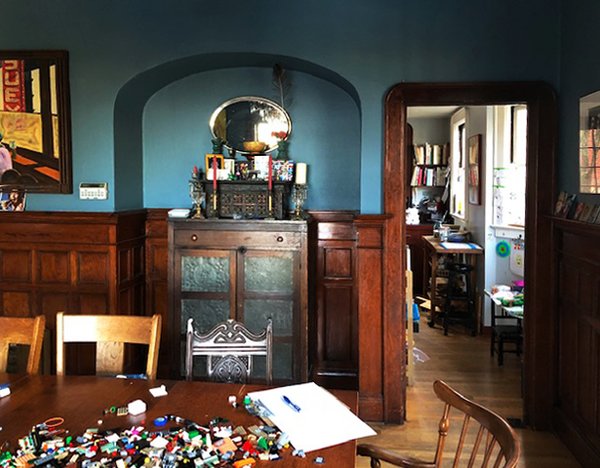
[145,209,389,421]
[0,209,390,420]
[0,210,146,373]
[552,217,600,467]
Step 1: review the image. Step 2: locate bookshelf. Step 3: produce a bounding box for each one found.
[410,143,449,188]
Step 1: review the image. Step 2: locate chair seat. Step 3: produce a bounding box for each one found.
[493,325,522,337]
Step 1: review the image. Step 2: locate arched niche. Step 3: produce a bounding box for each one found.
[113,53,361,211]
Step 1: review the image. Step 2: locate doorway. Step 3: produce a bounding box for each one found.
[381,83,557,429]
[406,103,527,423]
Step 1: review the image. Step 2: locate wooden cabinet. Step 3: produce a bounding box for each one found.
[168,219,308,383]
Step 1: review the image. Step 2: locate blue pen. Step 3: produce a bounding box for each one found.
[282,395,301,412]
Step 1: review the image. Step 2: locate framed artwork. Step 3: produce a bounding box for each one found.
[0,187,26,211]
[0,50,72,193]
[579,90,600,193]
[468,134,482,205]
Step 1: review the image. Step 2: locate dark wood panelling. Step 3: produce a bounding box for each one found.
[1,250,31,281]
[0,210,147,374]
[309,211,358,391]
[355,216,388,421]
[145,209,170,376]
[553,219,600,467]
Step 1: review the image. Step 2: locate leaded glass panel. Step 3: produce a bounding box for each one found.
[244,299,293,336]
[181,256,229,292]
[244,255,293,293]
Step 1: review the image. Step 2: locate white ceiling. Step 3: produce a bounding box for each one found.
[407,106,459,119]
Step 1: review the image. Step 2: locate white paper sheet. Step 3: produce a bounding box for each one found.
[247,382,376,453]
[439,242,482,250]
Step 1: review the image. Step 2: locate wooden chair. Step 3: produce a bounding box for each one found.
[358,380,520,468]
[56,313,162,379]
[186,318,272,384]
[490,308,522,367]
[0,316,45,374]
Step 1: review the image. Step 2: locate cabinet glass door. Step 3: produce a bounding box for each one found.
[178,249,235,375]
[239,250,296,382]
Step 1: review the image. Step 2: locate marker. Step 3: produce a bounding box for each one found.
[282,395,301,412]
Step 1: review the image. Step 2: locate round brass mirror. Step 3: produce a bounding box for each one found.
[209,96,291,154]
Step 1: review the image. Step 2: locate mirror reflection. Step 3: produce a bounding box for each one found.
[0,51,72,193]
[209,96,291,154]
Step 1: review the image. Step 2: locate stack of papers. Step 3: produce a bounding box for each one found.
[247,382,375,453]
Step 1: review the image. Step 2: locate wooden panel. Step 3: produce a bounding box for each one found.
[323,285,353,361]
[324,247,352,279]
[77,251,109,285]
[2,292,32,316]
[145,209,169,377]
[0,210,147,375]
[309,211,358,391]
[119,249,131,282]
[38,250,70,284]
[355,217,387,421]
[1,250,31,281]
[553,220,600,467]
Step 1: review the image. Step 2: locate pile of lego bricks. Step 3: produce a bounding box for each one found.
[0,401,311,467]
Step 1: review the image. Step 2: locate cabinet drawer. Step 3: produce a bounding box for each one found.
[173,229,304,249]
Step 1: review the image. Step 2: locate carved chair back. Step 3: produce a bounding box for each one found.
[0,315,45,374]
[186,318,273,385]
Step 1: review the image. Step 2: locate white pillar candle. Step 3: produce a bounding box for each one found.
[295,163,307,185]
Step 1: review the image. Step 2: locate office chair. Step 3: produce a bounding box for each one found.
[358,380,520,467]
[186,318,272,384]
[0,315,45,374]
[56,312,162,379]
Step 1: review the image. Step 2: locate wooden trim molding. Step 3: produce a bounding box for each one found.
[384,82,557,427]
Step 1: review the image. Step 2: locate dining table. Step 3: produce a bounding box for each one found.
[0,374,359,467]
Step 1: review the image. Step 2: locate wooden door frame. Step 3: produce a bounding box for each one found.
[383,82,557,428]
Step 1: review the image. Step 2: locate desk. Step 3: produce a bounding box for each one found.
[422,236,484,332]
[0,375,358,466]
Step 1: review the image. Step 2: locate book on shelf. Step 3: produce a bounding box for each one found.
[410,166,448,187]
[413,143,449,166]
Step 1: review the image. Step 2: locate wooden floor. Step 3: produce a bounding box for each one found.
[356,319,582,467]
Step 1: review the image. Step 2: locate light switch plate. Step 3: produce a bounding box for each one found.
[79,182,108,200]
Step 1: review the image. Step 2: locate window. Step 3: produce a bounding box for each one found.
[493,105,526,227]
[450,109,466,218]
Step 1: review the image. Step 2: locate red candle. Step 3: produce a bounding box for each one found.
[212,156,217,190]
[268,155,273,190]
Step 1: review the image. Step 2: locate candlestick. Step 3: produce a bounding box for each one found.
[268,155,273,190]
[295,163,307,185]
[212,156,217,189]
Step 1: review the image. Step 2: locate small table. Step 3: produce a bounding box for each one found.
[0,375,358,467]
[484,289,524,321]
[422,236,484,332]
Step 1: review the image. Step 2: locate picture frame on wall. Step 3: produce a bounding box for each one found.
[0,186,26,211]
[0,50,72,193]
[468,134,482,205]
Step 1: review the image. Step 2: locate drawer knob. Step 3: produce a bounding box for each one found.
[238,246,247,254]
[276,236,284,243]
[191,234,198,242]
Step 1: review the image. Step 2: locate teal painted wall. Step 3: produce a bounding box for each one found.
[559,0,600,202]
[0,0,560,213]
